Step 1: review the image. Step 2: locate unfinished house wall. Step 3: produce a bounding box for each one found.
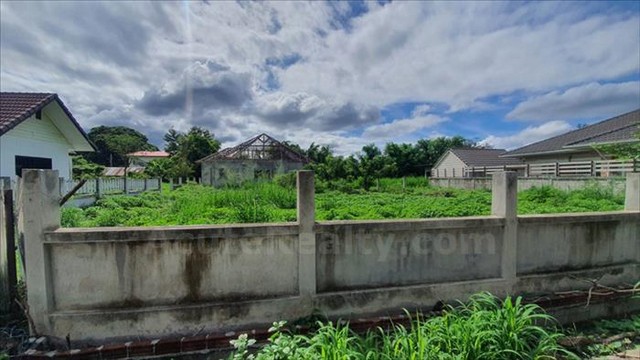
[202,160,304,187]
[17,170,640,342]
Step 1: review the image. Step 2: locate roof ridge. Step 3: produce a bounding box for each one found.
[504,108,640,156]
[565,122,640,146]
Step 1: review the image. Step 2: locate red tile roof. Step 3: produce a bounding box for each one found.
[128,151,170,157]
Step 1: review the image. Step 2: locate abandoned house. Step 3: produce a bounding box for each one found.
[198,133,309,187]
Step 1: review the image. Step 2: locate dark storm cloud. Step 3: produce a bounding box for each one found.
[315,102,381,131]
[136,68,253,117]
[257,93,380,132]
[36,2,152,67]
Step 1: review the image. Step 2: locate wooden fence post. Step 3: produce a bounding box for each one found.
[590,161,596,177]
[525,164,530,178]
[554,162,560,177]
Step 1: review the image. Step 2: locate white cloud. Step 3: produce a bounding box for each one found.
[507,81,640,121]
[0,1,638,154]
[362,114,445,140]
[480,121,573,150]
[279,2,640,109]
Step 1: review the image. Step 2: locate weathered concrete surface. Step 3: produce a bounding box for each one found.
[19,170,640,343]
[431,177,626,194]
[46,224,299,311]
[625,173,639,211]
[202,160,304,187]
[297,171,316,296]
[315,218,504,292]
[492,172,517,287]
[18,170,60,334]
[517,212,639,276]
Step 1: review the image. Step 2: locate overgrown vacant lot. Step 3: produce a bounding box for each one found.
[61,177,625,227]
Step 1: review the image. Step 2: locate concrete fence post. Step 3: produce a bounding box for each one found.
[491,171,518,288]
[297,171,316,296]
[1,177,10,190]
[17,170,60,335]
[625,173,639,211]
[96,178,102,198]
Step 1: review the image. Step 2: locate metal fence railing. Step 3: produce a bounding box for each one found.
[432,159,638,178]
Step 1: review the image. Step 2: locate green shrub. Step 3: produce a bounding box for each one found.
[60,179,624,228]
[228,292,577,359]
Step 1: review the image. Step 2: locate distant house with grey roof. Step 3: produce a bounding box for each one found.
[432,148,523,178]
[502,109,639,164]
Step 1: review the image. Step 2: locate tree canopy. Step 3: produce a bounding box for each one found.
[85,126,158,167]
[163,127,221,177]
[296,136,482,186]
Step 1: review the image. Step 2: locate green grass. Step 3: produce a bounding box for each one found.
[61,178,625,227]
[229,292,577,359]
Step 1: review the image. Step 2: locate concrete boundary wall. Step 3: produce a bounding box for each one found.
[430,176,627,194]
[17,170,640,342]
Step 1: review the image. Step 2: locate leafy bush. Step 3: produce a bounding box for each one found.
[228,293,577,359]
[60,180,624,227]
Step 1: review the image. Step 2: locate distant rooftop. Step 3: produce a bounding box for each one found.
[504,109,639,157]
[198,133,308,163]
[448,148,523,167]
[128,151,170,157]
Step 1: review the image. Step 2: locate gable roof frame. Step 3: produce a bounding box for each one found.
[198,133,309,163]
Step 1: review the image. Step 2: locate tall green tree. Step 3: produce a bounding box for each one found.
[85,126,158,167]
[163,127,221,177]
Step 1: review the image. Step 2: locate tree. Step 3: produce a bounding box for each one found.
[144,158,173,180]
[593,127,640,161]
[415,136,478,175]
[163,128,182,156]
[163,127,221,177]
[71,156,104,180]
[85,126,158,167]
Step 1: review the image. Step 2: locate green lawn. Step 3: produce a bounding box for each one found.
[61,177,625,227]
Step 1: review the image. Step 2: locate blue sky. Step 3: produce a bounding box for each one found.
[1,1,639,154]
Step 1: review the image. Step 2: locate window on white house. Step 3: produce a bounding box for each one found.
[15,155,52,177]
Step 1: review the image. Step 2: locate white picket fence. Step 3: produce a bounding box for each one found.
[433,159,639,178]
[59,177,161,197]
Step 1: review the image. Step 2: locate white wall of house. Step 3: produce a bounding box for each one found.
[432,152,467,178]
[519,150,608,164]
[0,111,74,181]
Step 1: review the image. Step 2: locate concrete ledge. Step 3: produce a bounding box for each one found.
[45,222,299,243]
[317,216,505,231]
[515,263,640,293]
[518,211,639,224]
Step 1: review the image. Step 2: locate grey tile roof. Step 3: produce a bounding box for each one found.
[504,109,639,157]
[0,92,56,135]
[449,148,523,167]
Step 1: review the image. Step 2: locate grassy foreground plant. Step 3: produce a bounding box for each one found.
[229,293,577,359]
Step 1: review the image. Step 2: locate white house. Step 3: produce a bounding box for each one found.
[431,148,523,178]
[0,92,95,181]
